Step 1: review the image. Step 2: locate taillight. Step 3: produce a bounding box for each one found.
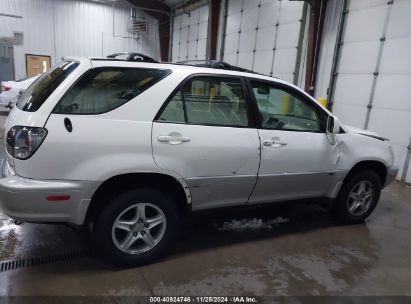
[6,126,47,160]
[1,85,12,91]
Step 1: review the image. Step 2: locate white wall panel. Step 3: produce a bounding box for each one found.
[276,22,300,48]
[349,0,388,10]
[331,1,388,129]
[222,0,305,82]
[338,41,380,74]
[0,0,160,79]
[332,103,368,129]
[333,74,374,107]
[258,2,280,27]
[386,0,411,39]
[240,7,258,31]
[344,5,386,42]
[368,109,411,149]
[272,48,297,74]
[238,30,256,52]
[326,0,411,182]
[253,50,273,75]
[379,38,411,74]
[255,27,276,50]
[171,5,209,62]
[372,75,411,111]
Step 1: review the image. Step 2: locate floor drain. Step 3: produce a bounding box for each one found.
[0,248,89,272]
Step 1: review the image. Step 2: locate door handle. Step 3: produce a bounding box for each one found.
[263,137,287,147]
[158,134,190,144]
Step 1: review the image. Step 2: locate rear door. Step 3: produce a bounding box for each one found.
[247,79,339,204]
[152,75,261,210]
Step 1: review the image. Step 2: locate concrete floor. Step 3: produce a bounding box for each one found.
[0,109,411,296]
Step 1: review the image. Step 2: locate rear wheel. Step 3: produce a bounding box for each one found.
[93,188,178,266]
[332,170,382,224]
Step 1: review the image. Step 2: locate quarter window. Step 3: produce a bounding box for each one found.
[251,81,322,132]
[54,67,171,114]
[17,61,79,112]
[158,76,249,127]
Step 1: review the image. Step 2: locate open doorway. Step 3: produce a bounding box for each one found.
[26,54,51,77]
[0,45,15,83]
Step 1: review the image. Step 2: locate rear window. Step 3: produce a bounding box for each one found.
[17,61,79,112]
[53,67,171,114]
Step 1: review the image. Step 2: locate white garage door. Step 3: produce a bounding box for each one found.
[221,0,306,84]
[330,0,411,182]
[172,5,209,62]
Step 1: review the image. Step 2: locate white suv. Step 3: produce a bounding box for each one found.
[0,54,398,265]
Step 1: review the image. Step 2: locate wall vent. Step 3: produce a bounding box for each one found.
[127,8,146,35]
[0,32,23,46]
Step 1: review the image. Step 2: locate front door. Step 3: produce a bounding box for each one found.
[152,75,260,210]
[248,80,339,204]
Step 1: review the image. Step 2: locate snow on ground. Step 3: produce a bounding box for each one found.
[216,217,290,232]
[0,212,23,237]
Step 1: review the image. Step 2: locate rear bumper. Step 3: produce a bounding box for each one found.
[0,164,93,225]
[385,165,399,187]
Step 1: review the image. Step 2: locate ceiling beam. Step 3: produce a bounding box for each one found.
[126,0,171,13]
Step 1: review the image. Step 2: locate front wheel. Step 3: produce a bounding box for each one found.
[93,188,179,266]
[332,170,382,224]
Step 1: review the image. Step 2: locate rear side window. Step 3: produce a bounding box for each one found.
[53,67,171,114]
[17,61,79,112]
[157,76,249,127]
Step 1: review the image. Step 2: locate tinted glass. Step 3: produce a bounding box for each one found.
[17,61,79,112]
[251,81,321,132]
[54,67,171,114]
[158,76,249,127]
[158,91,185,123]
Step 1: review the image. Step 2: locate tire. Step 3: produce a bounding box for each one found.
[93,188,179,266]
[332,170,382,224]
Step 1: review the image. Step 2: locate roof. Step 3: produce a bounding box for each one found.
[65,53,291,89]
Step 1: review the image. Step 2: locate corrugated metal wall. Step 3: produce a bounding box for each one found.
[220,0,306,84]
[318,0,411,183]
[0,0,160,79]
[171,5,209,62]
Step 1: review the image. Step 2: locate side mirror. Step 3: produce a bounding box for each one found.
[327,115,340,134]
[326,116,340,145]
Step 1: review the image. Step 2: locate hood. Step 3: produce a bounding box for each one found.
[344,125,389,141]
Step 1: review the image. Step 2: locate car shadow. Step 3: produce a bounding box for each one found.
[169,200,337,258]
[5,199,348,273]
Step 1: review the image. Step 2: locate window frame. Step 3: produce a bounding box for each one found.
[154,73,256,129]
[244,77,328,133]
[52,66,172,115]
[17,60,80,112]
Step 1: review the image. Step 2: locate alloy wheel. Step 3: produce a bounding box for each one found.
[347,180,374,216]
[112,203,167,254]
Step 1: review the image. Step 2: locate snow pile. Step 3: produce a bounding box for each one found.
[217,217,289,231]
[0,213,23,237]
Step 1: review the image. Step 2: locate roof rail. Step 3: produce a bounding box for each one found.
[176,60,256,74]
[106,52,158,63]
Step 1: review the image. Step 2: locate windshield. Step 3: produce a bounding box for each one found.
[17,61,79,112]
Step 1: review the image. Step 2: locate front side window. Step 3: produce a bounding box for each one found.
[54,67,171,114]
[251,81,323,132]
[17,61,79,112]
[158,76,249,127]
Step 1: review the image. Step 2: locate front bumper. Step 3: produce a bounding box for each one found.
[0,160,92,225]
[385,165,399,187]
